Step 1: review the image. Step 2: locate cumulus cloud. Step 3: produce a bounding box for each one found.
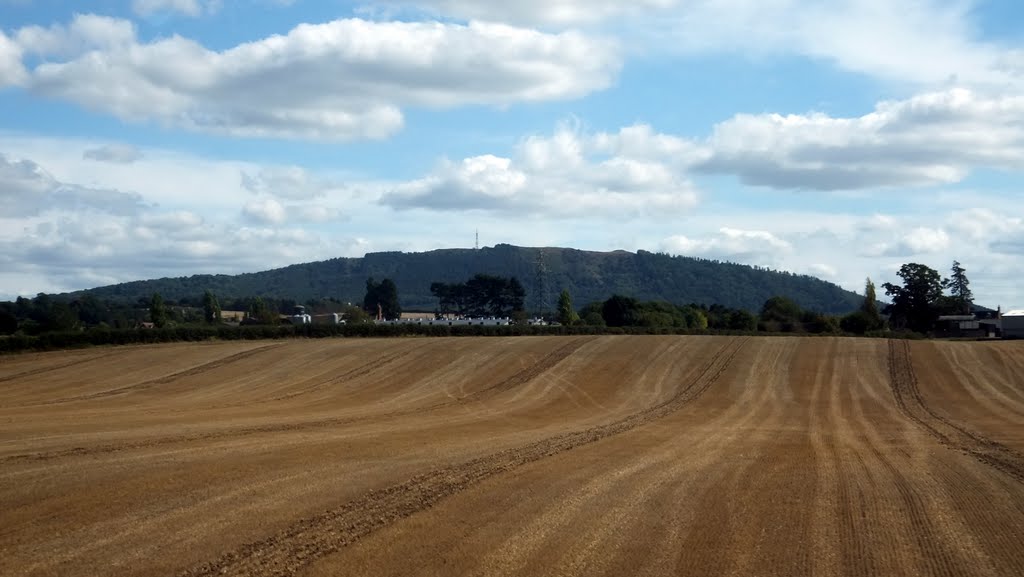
[0,210,364,296]
[242,197,287,224]
[886,227,952,256]
[0,153,146,217]
[0,30,26,87]
[660,227,792,267]
[83,144,143,164]
[14,16,619,141]
[384,124,700,217]
[14,14,135,57]
[699,88,1024,191]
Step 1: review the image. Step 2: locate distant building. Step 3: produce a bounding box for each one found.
[376,316,513,327]
[1003,310,1024,339]
[221,310,246,323]
[935,315,980,334]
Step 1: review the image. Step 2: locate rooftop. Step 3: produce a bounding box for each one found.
[1003,310,1024,317]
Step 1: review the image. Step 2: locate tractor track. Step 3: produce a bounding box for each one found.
[179,336,748,577]
[887,339,1024,483]
[0,351,122,384]
[263,341,436,403]
[1,339,592,464]
[32,344,286,406]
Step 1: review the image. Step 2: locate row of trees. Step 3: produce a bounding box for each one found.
[430,275,527,317]
[0,261,981,337]
[882,261,973,333]
[557,294,757,331]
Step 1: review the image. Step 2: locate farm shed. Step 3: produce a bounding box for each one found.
[1003,310,1024,339]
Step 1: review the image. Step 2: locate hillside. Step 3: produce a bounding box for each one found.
[72,244,864,314]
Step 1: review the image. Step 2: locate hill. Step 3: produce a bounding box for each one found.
[72,244,864,314]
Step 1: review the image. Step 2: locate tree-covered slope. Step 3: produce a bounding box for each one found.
[71,244,864,314]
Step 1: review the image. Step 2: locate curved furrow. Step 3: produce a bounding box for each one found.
[1,338,593,463]
[888,340,1024,483]
[261,341,437,404]
[179,337,749,577]
[0,351,122,385]
[39,343,286,405]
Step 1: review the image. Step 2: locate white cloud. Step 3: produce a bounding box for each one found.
[15,14,135,57]
[0,147,369,297]
[947,208,1023,241]
[390,0,1022,89]
[657,0,1011,87]
[384,124,699,217]
[0,153,146,217]
[661,227,792,267]
[83,144,143,164]
[14,16,619,141]
[807,263,838,279]
[656,208,1024,308]
[0,30,26,87]
[241,166,334,200]
[377,0,678,27]
[131,0,213,17]
[0,210,364,297]
[890,227,952,255]
[242,197,287,224]
[699,88,1024,190]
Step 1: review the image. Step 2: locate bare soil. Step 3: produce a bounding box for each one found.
[2,336,1023,577]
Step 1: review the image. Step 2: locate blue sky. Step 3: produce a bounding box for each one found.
[1,0,1023,308]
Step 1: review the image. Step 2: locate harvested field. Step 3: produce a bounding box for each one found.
[2,336,1024,577]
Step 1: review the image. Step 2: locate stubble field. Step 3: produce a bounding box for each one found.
[2,335,1024,577]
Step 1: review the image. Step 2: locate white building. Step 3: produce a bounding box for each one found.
[1002,310,1024,339]
[376,317,512,327]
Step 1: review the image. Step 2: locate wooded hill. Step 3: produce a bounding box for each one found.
[70,244,864,314]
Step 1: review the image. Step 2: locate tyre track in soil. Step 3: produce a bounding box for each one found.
[35,343,286,406]
[261,341,438,404]
[179,336,748,577]
[844,341,973,577]
[1,339,593,464]
[266,337,590,406]
[0,351,123,384]
[888,339,1024,483]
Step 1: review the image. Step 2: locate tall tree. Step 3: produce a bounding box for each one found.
[602,295,641,327]
[202,290,222,324]
[948,260,973,315]
[861,278,879,319]
[556,289,580,326]
[845,277,884,333]
[0,309,18,335]
[248,297,276,324]
[760,296,802,325]
[149,293,168,328]
[364,278,401,320]
[431,275,525,317]
[882,263,946,333]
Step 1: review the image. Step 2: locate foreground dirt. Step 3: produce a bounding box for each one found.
[1,336,1023,577]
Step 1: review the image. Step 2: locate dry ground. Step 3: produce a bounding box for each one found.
[1,336,1023,577]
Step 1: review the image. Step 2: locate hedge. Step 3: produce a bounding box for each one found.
[0,323,924,354]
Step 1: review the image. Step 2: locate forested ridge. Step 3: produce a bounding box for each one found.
[69,244,863,314]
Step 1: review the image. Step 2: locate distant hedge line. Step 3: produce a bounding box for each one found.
[0,323,924,354]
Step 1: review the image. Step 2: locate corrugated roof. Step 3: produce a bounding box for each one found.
[1003,310,1024,317]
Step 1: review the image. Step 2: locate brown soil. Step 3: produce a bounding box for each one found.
[2,336,1023,577]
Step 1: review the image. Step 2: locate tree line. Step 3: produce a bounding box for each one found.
[430,275,526,318]
[0,260,982,339]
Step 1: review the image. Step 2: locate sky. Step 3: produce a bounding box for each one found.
[1,0,1023,308]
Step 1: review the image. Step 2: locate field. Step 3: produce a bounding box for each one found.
[2,336,1024,577]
